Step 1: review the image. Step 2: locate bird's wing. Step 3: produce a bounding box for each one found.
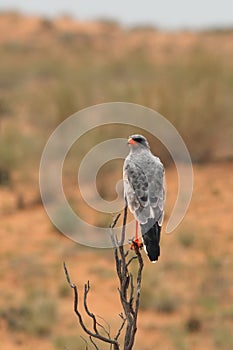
[146,156,165,225]
[123,156,165,225]
[123,160,149,210]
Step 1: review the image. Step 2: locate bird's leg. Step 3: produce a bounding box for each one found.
[130,220,143,250]
[135,220,139,241]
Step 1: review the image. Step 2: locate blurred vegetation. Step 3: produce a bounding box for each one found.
[141,286,179,314]
[0,12,232,184]
[53,334,85,349]
[0,14,233,350]
[1,290,57,336]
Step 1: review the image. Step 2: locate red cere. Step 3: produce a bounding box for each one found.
[128,138,137,145]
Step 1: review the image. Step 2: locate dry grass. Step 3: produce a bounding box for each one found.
[0,12,232,182]
[1,290,57,337]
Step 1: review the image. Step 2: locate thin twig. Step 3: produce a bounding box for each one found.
[120,205,128,246]
[89,336,98,350]
[96,315,111,339]
[110,213,121,249]
[110,213,121,229]
[63,262,119,349]
[114,313,126,341]
[80,336,88,350]
[126,256,137,268]
[83,281,98,334]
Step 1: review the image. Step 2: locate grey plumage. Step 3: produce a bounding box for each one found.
[123,134,165,262]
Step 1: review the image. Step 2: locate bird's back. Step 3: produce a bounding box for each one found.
[123,149,165,225]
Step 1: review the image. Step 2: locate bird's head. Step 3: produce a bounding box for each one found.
[127,134,150,150]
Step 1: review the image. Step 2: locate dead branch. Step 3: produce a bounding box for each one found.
[63,262,120,350]
[64,205,144,349]
[110,206,144,350]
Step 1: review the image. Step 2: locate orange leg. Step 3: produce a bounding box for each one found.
[135,220,138,241]
[130,220,143,250]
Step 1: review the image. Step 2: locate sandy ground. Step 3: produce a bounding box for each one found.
[0,162,232,350]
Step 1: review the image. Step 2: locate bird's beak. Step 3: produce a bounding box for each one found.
[128,138,136,145]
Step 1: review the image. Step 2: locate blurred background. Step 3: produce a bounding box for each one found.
[0,1,232,349]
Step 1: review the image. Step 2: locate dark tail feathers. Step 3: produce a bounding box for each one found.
[140,220,161,262]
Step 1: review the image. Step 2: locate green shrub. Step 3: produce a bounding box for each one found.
[140,287,179,314]
[2,291,57,337]
[178,230,195,248]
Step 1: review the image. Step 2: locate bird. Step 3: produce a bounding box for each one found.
[123,134,165,262]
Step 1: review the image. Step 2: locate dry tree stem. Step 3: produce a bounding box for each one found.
[110,205,144,350]
[64,205,144,349]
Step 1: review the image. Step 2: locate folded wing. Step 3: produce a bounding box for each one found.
[123,157,165,226]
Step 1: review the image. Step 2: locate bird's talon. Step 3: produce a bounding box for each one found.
[130,238,143,251]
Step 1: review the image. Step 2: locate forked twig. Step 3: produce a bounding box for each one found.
[63,262,119,349]
[64,205,144,349]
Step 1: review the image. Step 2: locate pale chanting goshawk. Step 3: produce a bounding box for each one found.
[123,134,165,262]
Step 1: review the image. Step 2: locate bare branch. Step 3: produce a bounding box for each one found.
[63,261,75,287]
[63,262,120,349]
[64,204,144,350]
[83,281,98,334]
[126,256,137,268]
[112,207,144,350]
[120,205,128,246]
[110,212,121,229]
